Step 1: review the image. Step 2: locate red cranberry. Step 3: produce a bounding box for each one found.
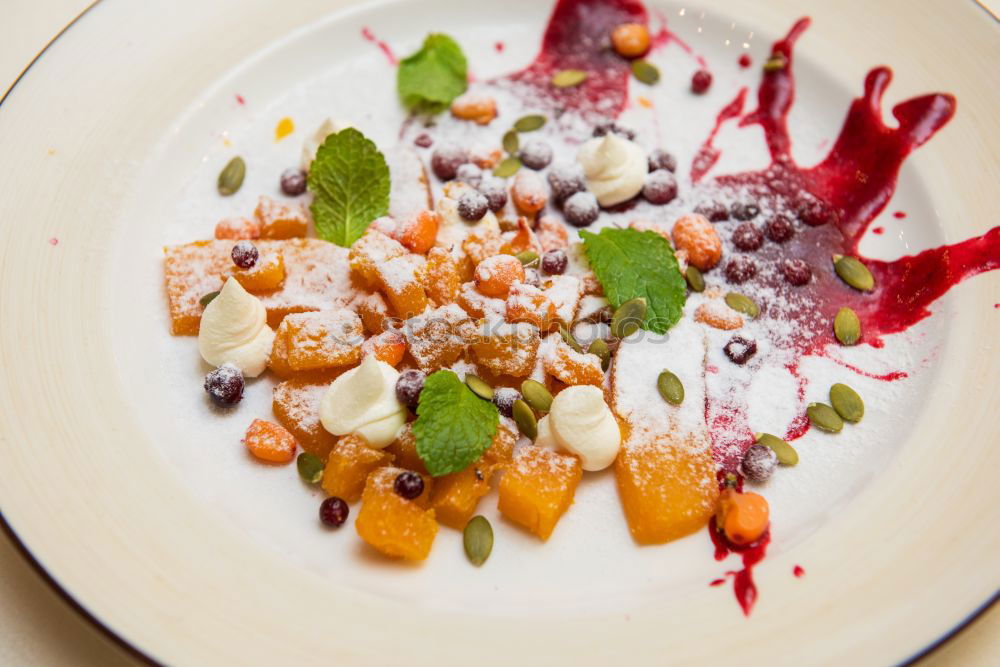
[642,170,678,205]
[765,215,794,243]
[319,497,349,527]
[691,69,713,94]
[724,256,758,284]
[231,241,259,269]
[477,178,508,212]
[430,142,468,181]
[493,387,521,418]
[395,369,425,412]
[547,163,586,204]
[279,168,307,196]
[458,190,489,221]
[394,471,425,500]
[520,140,553,170]
[563,191,599,227]
[741,444,777,483]
[731,223,764,251]
[798,199,836,227]
[541,249,568,275]
[204,364,244,406]
[647,148,677,173]
[523,268,541,287]
[723,336,757,365]
[730,201,760,221]
[781,258,812,286]
[694,201,728,222]
[414,133,433,148]
[455,163,483,187]
[593,122,636,140]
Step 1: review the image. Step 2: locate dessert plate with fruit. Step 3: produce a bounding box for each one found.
[0,0,997,664]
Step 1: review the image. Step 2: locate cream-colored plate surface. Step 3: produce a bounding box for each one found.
[0,0,997,664]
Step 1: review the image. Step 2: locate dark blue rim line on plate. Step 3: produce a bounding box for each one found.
[0,2,996,665]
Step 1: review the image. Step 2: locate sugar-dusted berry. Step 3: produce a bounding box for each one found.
[475,254,525,298]
[731,223,764,251]
[724,255,757,284]
[563,191,599,227]
[395,369,426,412]
[204,364,244,406]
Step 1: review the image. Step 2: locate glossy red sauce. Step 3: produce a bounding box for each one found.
[793,565,805,577]
[361,27,398,66]
[708,517,771,616]
[893,211,907,219]
[738,53,752,68]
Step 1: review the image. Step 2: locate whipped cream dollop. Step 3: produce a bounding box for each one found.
[576,134,647,207]
[300,118,353,170]
[320,355,407,449]
[198,278,275,377]
[541,385,622,471]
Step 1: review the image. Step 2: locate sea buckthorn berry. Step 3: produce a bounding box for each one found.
[717,488,770,546]
[563,191,599,227]
[493,387,521,418]
[541,249,569,275]
[397,210,440,254]
[414,133,433,148]
[395,369,426,412]
[280,168,307,196]
[671,214,722,271]
[781,258,812,286]
[647,148,677,173]
[319,496,349,527]
[431,142,469,181]
[456,163,483,187]
[450,92,498,125]
[611,23,651,58]
[642,169,678,205]
[724,255,757,283]
[231,241,259,269]
[765,214,794,243]
[477,178,508,212]
[691,69,713,94]
[475,255,525,297]
[243,418,298,464]
[394,471,425,500]
[592,122,636,140]
[731,223,764,251]
[730,201,760,221]
[547,162,587,205]
[512,171,548,215]
[741,444,778,483]
[694,201,728,222]
[520,140,553,170]
[458,190,489,221]
[723,335,757,365]
[204,364,244,406]
[214,217,261,240]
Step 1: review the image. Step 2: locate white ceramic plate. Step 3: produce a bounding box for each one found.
[1,0,997,664]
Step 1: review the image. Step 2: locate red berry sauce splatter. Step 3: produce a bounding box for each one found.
[495,41,505,53]
[793,565,805,577]
[708,517,771,616]
[235,94,245,106]
[893,210,907,219]
[738,53,752,68]
[361,26,398,66]
[872,226,885,235]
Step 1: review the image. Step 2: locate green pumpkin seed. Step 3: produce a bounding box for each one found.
[834,307,861,346]
[513,114,546,132]
[829,383,864,423]
[502,129,519,154]
[465,375,494,401]
[493,156,522,178]
[199,291,220,307]
[516,250,539,266]
[631,59,660,85]
[559,323,583,353]
[754,432,799,466]
[762,53,787,72]
[520,379,553,413]
[657,370,684,406]
[588,338,611,371]
[512,399,538,439]
[685,265,705,293]
[725,291,760,318]
[807,402,844,433]
[611,297,647,339]
[463,515,493,566]
[552,69,588,88]
[833,254,875,291]
[217,156,245,196]
[296,452,324,484]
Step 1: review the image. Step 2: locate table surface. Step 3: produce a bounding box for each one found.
[1,1,997,665]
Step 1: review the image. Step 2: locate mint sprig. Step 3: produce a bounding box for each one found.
[397,34,468,114]
[579,227,687,334]
[413,370,499,477]
[307,128,390,247]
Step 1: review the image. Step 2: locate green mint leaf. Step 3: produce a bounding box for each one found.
[397,34,468,114]
[413,370,499,477]
[307,128,390,247]
[579,227,687,334]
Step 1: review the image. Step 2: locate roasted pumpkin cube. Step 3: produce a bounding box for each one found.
[506,282,558,332]
[384,424,427,474]
[402,303,477,371]
[355,466,438,561]
[419,246,461,305]
[272,379,339,460]
[321,434,395,503]
[483,419,517,465]
[498,446,582,540]
[396,210,440,254]
[349,230,406,288]
[214,217,260,240]
[430,461,496,529]
[276,309,363,372]
[540,333,604,386]
[471,319,540,378]
[162,241,230,335]
[462,228,504,267]
[377,255,429,319]
[541,274,583,323]
[224,247,285,292]
[362,330,406,366]
[357,293,392,334]
[457,281,505,319]
[255,196,308,239]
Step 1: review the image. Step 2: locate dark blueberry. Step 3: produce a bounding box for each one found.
[279,168,307,196]
[231,240,259,269]
[731,223,764,251]
[319,497,349,527]
[455,163,483,187]
[647,148,677,173]
[458,190,489,221]
[547,162,586,205]
[204,364,244,406]
[741,444,778,483]
[764,215,794,243]
[691,69,713,94]
[694,201,728,222]
[541,249,569,275]
[724,255,758,284]
[520,140,553,170]
[798,199,836,227]
[593,122,636,141]
[642,169,678,205]
[723,336,758,365]
[493,387,521,418]
[414,133,433,148]
[523,268,541,287]
[730,201,760,221]
[563,191,599,227]
[430,142,469,181]
[395,369,426,412]
[477,178,508,212]
[394,471,425,500]
[781,258,812,286]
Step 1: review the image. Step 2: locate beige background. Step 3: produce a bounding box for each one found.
[0,0,995,664]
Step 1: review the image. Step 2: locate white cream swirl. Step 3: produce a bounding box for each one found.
[198,278,275,377]
[320,355,407,449]
[576,134,648,207]
[545,385,621,471]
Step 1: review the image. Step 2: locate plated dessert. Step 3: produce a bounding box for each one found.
[161,0,998,615]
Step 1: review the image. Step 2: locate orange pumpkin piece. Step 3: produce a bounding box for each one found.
[499,217,539,255]
[535,215,569,252]
[541,274,584,323]
[376,255,429,319]
[272,379,340,460]
[243,418,297,464]
[214,217,261,240]
[540,334,604,386]
[224,247,285,292]
[461,229,504,268]
[396,210,440,254]
[162,241,232,335]
[457,281,506,319]
[430,460,496,529]
[357,293,391,334]
[450,92,498,125]
[349,230,407,288]
[506,282,559,332]
[276,309,363,372]
[483,419,517,465]
[255,196,309,239]
[419,247,461,306]
[362,330,406,366]
[471,319,540,378]
[384,424,427,474]
[355,466,438,561]
[498,446,582,540]
[402,304,477,371]
[321,434,395,503]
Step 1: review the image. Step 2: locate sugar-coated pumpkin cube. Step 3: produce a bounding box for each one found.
[215,217,260,240]
[276,309,363,372]
[224,247,285,292]
[541,274,583,324]
[430,460,496,529]
[377,255,429,319]
[506,282,558,332]
[355,466,438,561]
[255,196,308,239]
[384,424,427,474]
[457,281,506,319]
[349,230,406,288]
[402,304,477,371]
[272,379,339,460]
[322,434,395,503]
[471,319,540,378]
[540,333,604,386]
[461,229,504,268]
[357,293,392,334]
[498,446,582,540]
[362,330,406,366]
[243,418,297,464]
[483,419,517,465]
[419,247,461,306]
[162,241,231,335]
[499,217,539,255]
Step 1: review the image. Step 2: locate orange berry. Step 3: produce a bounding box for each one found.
[450,92,498,125]
[672,214,722,271]
[362,330,406,366]
[611,23,651,58]
[717,489,770,546]
[474,254,525,297]
[243,418,297,464]
[396,210,439,255]
[511,171,548,215]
